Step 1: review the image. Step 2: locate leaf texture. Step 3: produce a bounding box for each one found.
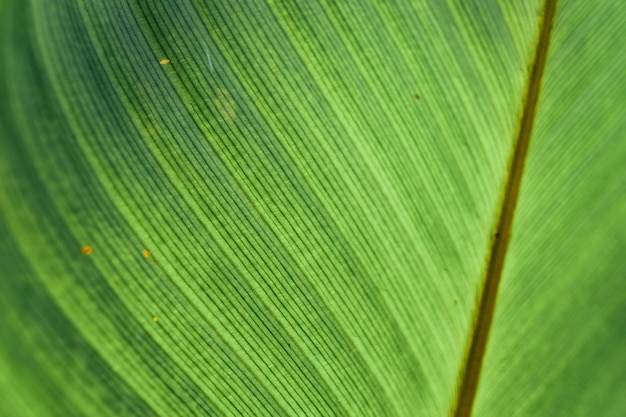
[0,1,624,416]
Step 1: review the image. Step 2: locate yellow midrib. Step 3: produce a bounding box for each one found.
[452,1,560,416]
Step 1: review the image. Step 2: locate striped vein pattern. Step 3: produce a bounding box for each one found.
[5,1,624,417]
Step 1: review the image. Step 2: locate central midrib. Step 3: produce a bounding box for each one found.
[452,1,560,416]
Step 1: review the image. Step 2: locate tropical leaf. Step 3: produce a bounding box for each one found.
[1,0,624,416]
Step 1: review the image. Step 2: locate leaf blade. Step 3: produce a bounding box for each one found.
[475,0,626,415]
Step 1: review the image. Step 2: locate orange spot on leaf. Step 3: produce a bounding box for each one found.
[159,59,171,65]
[81,246,93,256]
[143,249,151,258]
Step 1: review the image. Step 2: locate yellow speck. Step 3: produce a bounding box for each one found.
[81,246,93,256]
[159,59,171,65]
[143,249,151,258]
[215,88,236,121]
[152,316,159,323]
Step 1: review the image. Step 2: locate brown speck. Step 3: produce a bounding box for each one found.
[159,59,171,65]
[495,232,501,238]
[81,246,93,256]
[413,93,420,100]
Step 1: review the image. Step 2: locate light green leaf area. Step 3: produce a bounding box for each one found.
[0,0,623,416]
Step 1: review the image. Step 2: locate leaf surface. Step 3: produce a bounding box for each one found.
[0,1,624,416]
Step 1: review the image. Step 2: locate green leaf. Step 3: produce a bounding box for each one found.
[0,1,624,416]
